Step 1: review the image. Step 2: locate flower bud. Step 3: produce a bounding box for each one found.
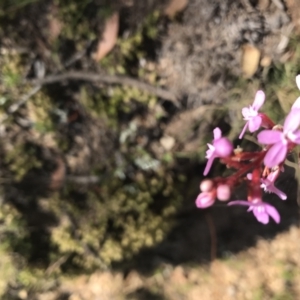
[200,179,213,192]
[214,137,233,158]
[195,192,215,208]
[217,184,231,201]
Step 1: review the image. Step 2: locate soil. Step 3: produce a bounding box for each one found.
[1,0,300,299]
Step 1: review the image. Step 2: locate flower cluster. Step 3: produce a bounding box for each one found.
[196,76,300,224]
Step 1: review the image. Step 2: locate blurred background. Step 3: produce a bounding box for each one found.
[0,0,300,299]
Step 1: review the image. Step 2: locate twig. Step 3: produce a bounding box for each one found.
[28,71,179,104]
[0,85,41,124]
[66,175,101,184]
[2,71,177,126]
[45,254,69,275]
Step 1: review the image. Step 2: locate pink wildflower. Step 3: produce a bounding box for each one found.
[204,127,233,176]
[257,109,300,167]
[261,170,287,200]
[247,170,287,200]
[228,200,280,224]
[239,90,265,139]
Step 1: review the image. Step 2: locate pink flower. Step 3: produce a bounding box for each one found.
[228,200,280,224]
[261,170,287,200]
[292,98,300,110]
[195,192,215,208]
[239,90,265,139]
[257,109,300,167]
[247,170,287,200]
[204,128,233,176]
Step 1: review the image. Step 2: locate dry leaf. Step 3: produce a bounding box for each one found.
[286,0,300,33]
[92,12,119,61]
[257,0,270,11]
[164,0,188,18]
[241,44,261,78]
[48,3,62,42]
[49,156,66,190]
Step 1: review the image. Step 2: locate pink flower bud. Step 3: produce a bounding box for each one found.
[195,192,215,208]
[200,179,213,192]
[216,184,231,201]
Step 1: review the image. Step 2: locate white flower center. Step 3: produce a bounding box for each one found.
[246,106,258,119]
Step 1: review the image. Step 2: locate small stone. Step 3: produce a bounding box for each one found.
[18,290,28,299]
[241,44,261,78]
[160,135,175,150]
[260,55,272,67]
[164,0,188,18]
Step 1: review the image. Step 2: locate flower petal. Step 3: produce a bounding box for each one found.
[203,156,215,176]
[283,109,300,133]
[242,107,251,119]
[291,97,300,110]
[264,142,287,168]
[290,130,300,144]
[257,130,282,144]
[296,75,300,90]
[265,203,280,223]
[253,209,269,224]
[213,127,222,140]
[248,115,262,132]
[266,169,279,182]
[269,186,287,200]
[252,90,265,111]
[239,122,248,139]
[206,143,214,158]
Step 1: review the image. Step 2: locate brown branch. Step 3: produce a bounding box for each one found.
[28,71,178,104]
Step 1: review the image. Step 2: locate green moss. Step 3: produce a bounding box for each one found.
[0,0,42,15]
[0,53,24,94]
[79,84,157,127]
[0,247,16,297]
[55,0,101,43]
[28,91,57,134]
[4,143,42,181]
[47,169,183,271]
[0,203,33,296]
